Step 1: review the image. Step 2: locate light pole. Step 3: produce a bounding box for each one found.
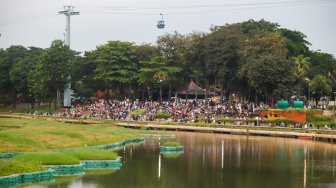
[312,92,315,108]
[159,79,163,103]
[334,92,336,123]
[333,92,336,109]
[305,78,310,106]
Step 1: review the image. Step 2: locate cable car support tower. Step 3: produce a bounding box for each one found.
[58,6,79,107]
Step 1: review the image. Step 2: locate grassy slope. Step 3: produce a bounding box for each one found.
[0,118,153,154]
[0,159,48,177]
[1,149,119,177]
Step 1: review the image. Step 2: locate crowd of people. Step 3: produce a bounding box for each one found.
[21,98,335,130]
[50,99,265,124]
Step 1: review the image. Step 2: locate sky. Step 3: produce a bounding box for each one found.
[0,0,335,56]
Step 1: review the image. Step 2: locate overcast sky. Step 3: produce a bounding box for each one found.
[0,0,335,56]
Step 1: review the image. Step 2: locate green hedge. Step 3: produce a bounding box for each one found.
[285,108,306,113]
[154,112,172,119]
[257,108,269,112]
[218,118,295,124]
[327,106,336,110]
[307,115,333,122]
[129,109,147,117]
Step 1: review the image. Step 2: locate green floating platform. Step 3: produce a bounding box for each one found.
[124,138,145,144]
[160,146,184,155]
[44,164,84,176]
[44,159,123,176]
[160,146,184,152]
[160,150,184,155]
[0,153,22,159]
[0,170,53,187]
[81,159,122,170]
[90,142,124,150]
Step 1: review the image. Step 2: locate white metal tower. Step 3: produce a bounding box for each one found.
[58,6,79,107]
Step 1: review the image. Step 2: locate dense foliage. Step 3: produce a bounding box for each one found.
[1,19,336,108]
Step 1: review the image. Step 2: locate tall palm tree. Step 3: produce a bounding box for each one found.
[293,54,311,96]
[293,54,311,72]
[311,74,332,107]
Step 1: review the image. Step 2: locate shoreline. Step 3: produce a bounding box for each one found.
[1,113,336,143]
[116,122,336,142]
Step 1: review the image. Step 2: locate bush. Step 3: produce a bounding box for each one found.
[0,97,12,107]
[257,108,269,112]
[306,109,323,116]
[129,109,147,117]
[270,118,295,124]
[285,108,306,113]
[307,115,333,122]
[163,142,181,147]
[327,106,336,110]
[154,112,172,119]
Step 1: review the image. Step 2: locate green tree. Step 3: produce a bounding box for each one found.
[309,51,336,79]
[204,23,245,103]
[241,31,296,104]
[11,46,44,108]
[0,45,29,108]
[0,48,12,106]
[157,32,192,99]
[311,74,332,107]
[72,50,101,100]
[241,19,279,35]
[181,32,208,101]
[292,54,311,96]
[32,40,74,109]
[134,44,160,99]
[293,54,311,72]
[138,56,181,101]
[278,29,310,57]
[95,40,137,99]
[134,43,160,62]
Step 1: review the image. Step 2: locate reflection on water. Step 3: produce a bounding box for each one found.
[33,132,336,188]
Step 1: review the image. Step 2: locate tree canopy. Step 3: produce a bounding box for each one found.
[1,19,336,108]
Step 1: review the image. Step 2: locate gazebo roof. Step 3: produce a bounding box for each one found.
[177,81,215,95]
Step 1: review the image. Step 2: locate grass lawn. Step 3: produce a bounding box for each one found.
[12,149,119,165]
[0,117,156,154]
[0,117,155,177]
[1,149,120,177]
[0,159,48,177]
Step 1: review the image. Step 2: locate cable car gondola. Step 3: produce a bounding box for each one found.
[157,13,165,29]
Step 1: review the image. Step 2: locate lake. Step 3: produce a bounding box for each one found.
[31,132,336,188]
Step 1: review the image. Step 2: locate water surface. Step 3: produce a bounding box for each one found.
[29,132,336,188]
